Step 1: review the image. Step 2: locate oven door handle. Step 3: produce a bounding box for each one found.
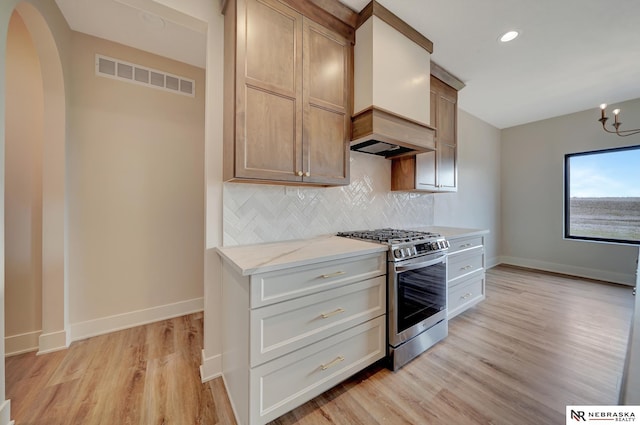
[395,256,446,272]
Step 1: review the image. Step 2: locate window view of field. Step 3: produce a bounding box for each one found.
[566,146,640,244]
[569,197,640,241]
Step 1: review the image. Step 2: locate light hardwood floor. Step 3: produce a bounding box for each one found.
[6,265,634,425]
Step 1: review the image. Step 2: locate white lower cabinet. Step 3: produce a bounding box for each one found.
[447,234,486,319]
[221,252,387,425]
[251,316,385,424]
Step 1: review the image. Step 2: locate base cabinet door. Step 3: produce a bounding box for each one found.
[448,272,485,318]
[221,251,387,425]
[447,234,486,319]
[249,317,385,424]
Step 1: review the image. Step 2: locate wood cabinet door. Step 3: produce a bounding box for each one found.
[302,18,350,185]
[415,88,439,190]
[433,76,457,191]
[235,0,303,181]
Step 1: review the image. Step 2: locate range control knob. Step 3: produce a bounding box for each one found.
[393,249,403,259]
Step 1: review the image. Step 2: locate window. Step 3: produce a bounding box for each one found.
[564,145,640,245]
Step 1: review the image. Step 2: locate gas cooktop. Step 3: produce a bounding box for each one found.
[336,228,449,261]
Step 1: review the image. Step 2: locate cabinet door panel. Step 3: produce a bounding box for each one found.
[438,143,456,189]
[303,18,350,185]
[239,87,300,179]
[305,107,348,183]
[250,317,385,424]
[306,24,346,110]
[416,151,436,189]
[246,0,299,94]
[236,0,303,181]
[438,93,456,146]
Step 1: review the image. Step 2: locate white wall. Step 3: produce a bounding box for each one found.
[501,99,640,284]
[434,109,501,267]
[4,11,44,356]
[66,32,206,339]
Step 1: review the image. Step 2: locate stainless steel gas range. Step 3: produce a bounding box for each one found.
[337,228,449,370]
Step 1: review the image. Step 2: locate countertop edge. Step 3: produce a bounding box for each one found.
[216,236,387,276]
[216,227,488,276]
[425,226,490,239]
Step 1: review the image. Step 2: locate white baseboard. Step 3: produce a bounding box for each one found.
[200,349,222,383]
[498,256,636,286]
[5,330,41,357]
[0,399,13,425]
[70,297,204,343]
[222,373,241,425]
[38,330,68,355]
[485,255,500,270]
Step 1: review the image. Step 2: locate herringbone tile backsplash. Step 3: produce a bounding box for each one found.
[223,152,434,246]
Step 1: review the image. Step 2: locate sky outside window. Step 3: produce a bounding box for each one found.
[569,149,640,198]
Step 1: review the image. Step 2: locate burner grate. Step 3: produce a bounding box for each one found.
[336,228,440,244]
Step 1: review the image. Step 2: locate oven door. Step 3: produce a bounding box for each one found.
[388,253,447,347]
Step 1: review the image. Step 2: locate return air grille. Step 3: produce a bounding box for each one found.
[95,54,195,97]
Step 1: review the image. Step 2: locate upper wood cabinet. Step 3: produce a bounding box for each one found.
[223,0,354,186]
[391,73,461,192]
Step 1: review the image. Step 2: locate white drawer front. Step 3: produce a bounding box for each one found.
[251,276,386,366]
[447,236,483,255]
[448,272,485,319]
[250,316,386,425]
[448,249,484,282]
[250,252,386,308]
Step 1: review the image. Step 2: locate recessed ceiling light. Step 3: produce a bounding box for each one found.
[499,30,519,43]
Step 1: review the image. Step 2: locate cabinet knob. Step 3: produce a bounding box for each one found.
[304,172,310,177]
[297,171,303,177]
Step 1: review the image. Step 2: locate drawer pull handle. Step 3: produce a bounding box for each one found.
[320,271,346,279]
[461,293,472,300]
[320,356,345,371]
[320,308,345,319]
[459,243,473,248]
[459,265,473,271]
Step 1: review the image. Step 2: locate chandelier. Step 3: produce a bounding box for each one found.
[598,104,640,137]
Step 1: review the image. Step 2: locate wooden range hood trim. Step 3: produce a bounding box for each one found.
[351,106,437,157]
[356,1,433,54]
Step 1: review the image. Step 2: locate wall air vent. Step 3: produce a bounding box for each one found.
[95,54,195,97]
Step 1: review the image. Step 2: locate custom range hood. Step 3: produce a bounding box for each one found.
[351,1,436,159]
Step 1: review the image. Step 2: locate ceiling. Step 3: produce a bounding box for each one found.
[54,0,640,129]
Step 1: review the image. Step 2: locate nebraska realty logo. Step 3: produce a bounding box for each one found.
[566,406,640,423]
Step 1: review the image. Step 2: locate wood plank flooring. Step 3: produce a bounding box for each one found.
[5,313,236,425]
[5,265,634,425]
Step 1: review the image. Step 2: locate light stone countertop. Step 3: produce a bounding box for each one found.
[416,226,489,239]
[216,226,488,276]
[216,235,388,276]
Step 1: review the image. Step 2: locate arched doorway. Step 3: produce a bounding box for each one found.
[0,0,68,416]
[13,1,68,355]
[4,6,44,359]
[0,0,67,418]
